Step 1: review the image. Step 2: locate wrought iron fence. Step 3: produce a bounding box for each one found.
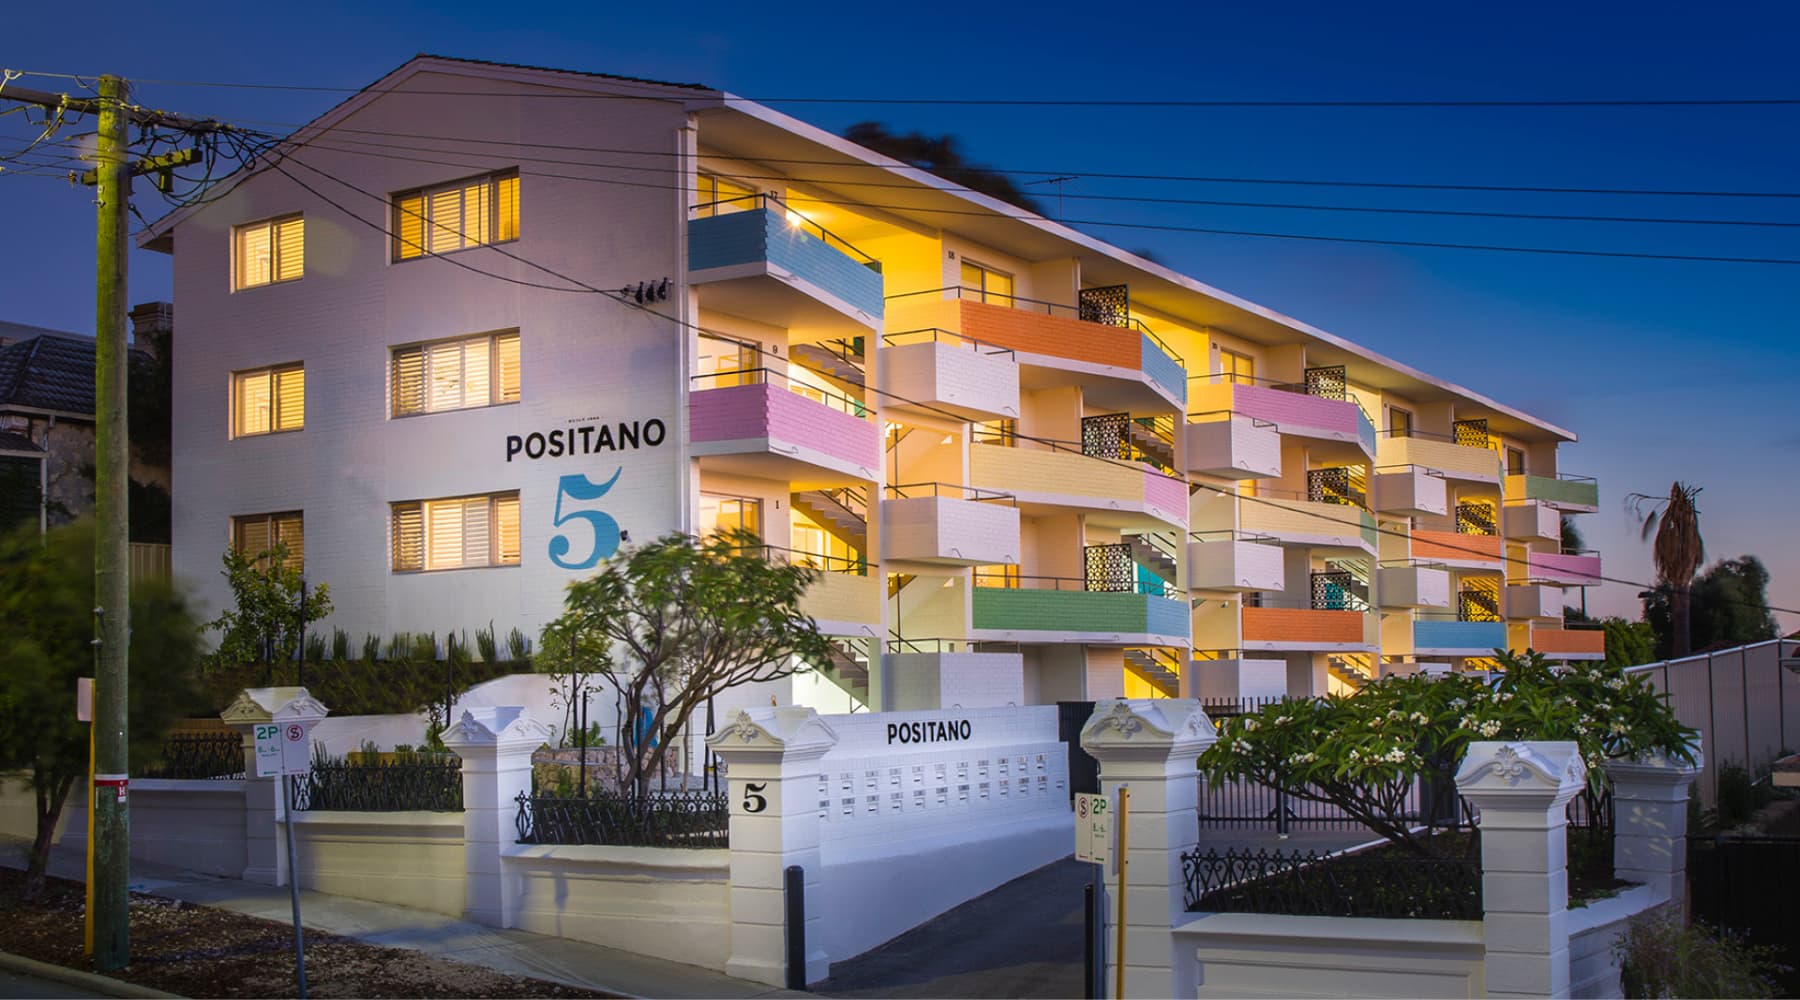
[1183,844,1482,919]
[1199,774,1429,833]
[290,756,464,812]
[138,731,246,780]
[516,789,730,848]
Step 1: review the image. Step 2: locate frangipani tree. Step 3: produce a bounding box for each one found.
[1199,650,1697,856]
[539,529,834,794]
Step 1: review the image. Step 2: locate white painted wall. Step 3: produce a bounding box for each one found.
[1176,912,1486,998]
[1,779,251,880]
[504,844,731,971]
[286,811,467,917]
[1567,884,1660,999]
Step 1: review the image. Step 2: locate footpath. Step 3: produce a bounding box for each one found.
[0,838,803,1000]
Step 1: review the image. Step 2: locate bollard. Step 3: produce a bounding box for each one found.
[784,864,805,990]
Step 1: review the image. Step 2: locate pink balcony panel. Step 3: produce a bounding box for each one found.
[1143,471,1189,526]
[689,383,880,475]
[1528,550,1602,585]
[1231,383,1360,441]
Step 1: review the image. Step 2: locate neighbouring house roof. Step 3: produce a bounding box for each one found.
[0,429,42,454]
[0,332,153,417]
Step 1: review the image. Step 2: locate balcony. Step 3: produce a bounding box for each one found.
[1240,605,1373,652]
[1527,625,1606,661]
[1516,549,1603,586]
[1187,374,1374,461]
[970,577,1189,644]
[877,329,1019,422]
[688,370,880,484]
[1410,528,1501,568]
[1505,473,1599,513]
[1372,466,1449,517]
[752,545,881,633]
[1185,412,1281,479]
[1378,562,1452,608]
[884,287,1185,412]
[969,438,1186,531]
[1189,532,1284,592]
[1506,583,1565,620]
[1236,491,1377,553]
[1502,500,1562,542]
[880,484,1020,566]
[1376,432,1502,484]
[1413,615,1508,656]
[687,196,883,334]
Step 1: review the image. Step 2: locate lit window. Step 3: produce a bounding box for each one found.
[233,364,305,436]
[233,511,304,571]
[1388,407,1413,439]
[1218,348,1256,386]
[960,260,1015,307]
[234,215,304,289]
[393,171,520,260]
[694,172,757,217]
[700,493,763,540]
[391,492,521,571]
[391,331,520,416]
[1506,447,1526,476]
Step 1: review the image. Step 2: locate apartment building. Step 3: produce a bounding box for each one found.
[143,55,1603,714]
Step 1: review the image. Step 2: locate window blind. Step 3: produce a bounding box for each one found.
[392,331,518,416]
[234,364,304,436]
[392,493,520,572]
[235,216,303,289]
[394,171,519,261]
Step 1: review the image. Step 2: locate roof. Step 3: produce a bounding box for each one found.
[0,318,82,345]
[0,332,153,417]
[0,430,41,454]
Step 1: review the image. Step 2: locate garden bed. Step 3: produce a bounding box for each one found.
[0,868,609,998]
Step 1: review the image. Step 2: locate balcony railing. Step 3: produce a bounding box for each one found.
[690,192,880,270]
[885,285,1182,363]
[1310,570,1371,612]
[733,542,869,576]
[972,570,1181,600]
[690,367,871,420]
[884,482,1016,504]
[881,327,1016,357]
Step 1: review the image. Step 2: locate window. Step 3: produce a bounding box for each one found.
[697,334,763,388]
[233,364,305,436]
[1506,447,1526,476]
[233,511,304,571]
[700,493,762,540]
[391,332,520,416]
[1218,347,1255,386]
[694,172,757,217]
[391,492,520,571]
[393,171,520,260]
[973,564,1021,588]
[1388,406,1413,439]
[234,215,304,289]
[960,260,1015,307]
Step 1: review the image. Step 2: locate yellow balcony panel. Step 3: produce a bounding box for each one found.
[969,441,1186,531]
[1238,496,1376,554]
[1376,435,1502,484]
[800,570,882,633]
[1373,467,1449,517]
[1185,414,1281,479]
[1502,501,1562,542]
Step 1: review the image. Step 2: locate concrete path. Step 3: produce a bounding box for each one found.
[0,966,105,999]
[1,838,801,1000]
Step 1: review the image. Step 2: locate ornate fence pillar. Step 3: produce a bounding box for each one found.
[442,706,550,929]
[1455,741,1585,999]
[706,706,837,988]
[1079,698,1214,999]
[1603,738,1703,912]
[219,687,328,886]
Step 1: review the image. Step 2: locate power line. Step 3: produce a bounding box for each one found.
[212,135,1800,622]
[241,131,1800,267]
[120,76,1800,108]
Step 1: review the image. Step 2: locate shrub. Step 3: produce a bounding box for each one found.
[331,628,350,661]
[303,632,328,662]
[1615,911,1780,999]
[1715,761,1758,830]
[411,632,438,662]
[506,627,530,662]
[361,633,380,663]
[385,632,412,661]
[475,623,498,664]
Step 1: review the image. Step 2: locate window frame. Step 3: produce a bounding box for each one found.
[390,491,522,573]
[1506,447,1527,476]
[391,169,521,262]
[1218,347,1256,386]
[231,510,304,572]
[232,214,304,291]
[693,172,758,217]
[1388,406,1413,439]
[959,259,1015,307]
[231,362,306,438]
[389,330,521,418]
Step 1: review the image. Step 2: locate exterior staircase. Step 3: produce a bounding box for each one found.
[792,488,868,550]
[816,638,870,706]
[1123,647,1182,697]
[790,341,865,388]
[1128,416,1177,473]
[1125,533,1180,585]
[1327,652,1375,691]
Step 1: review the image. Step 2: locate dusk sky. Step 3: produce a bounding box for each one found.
[3,1,1795,633]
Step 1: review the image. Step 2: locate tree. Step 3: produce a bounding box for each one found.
[842,122,1045,214]
[1200,650,1697,856]
[1564,608,1657,669]
[205,542,332,667]
[1626,482,1704,658]
[0,520,202,898]
[1642,555,1778,659]
[539,530,835,794]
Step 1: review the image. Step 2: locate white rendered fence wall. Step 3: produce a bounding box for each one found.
[502,845,731,970]
[285,811,467,917]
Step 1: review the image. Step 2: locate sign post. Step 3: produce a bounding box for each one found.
[254,720,313,998]
[1075,792,1112,997]
[1114,786,1129,1000]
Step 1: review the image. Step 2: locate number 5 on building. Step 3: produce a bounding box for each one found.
[548,469,623,570]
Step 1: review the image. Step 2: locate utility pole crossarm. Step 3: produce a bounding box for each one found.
[79,147,202,187]
[0,82,233,134]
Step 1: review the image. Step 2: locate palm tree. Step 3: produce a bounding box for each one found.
[1626,482,1704,657]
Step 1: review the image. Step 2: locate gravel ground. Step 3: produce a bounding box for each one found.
[0,868,613,999]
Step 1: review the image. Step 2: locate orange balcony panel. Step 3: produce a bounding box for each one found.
[959,300,1140,369]
[1532,627,1606,659]
[1411,529,1501,564]
[1241,607,1365,645]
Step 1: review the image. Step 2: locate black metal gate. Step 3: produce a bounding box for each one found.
[1688,835,1800,994]
[1058,701,1098,801]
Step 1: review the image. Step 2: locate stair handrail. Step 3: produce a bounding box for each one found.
[1189,529,1280,546]
[732,542,869,577]
[1128,531,1182,564]
[1185,408,1278,430]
